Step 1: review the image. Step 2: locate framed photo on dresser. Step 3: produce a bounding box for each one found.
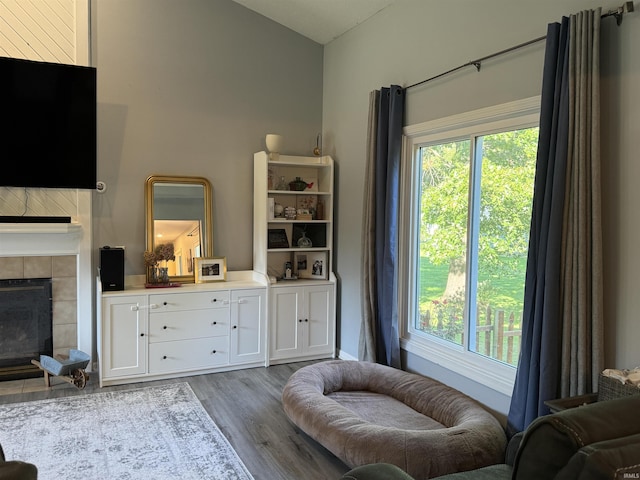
[293,251,328,280]
[195,257,227,283]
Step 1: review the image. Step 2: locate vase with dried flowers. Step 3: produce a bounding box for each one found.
[144,243,175,284]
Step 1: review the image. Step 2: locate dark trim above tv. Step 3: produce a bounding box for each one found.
[0,56,97,190]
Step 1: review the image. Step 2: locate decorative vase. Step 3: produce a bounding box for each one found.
[266,134,283,160]
[158,267,169,284]
[297,232,313,248]
[289,177,307,191]
[149,266,158,284]
[275,176,288,191]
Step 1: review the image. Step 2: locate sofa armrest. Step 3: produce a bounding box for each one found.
[512,395,640,480]
[1,444,37,480]
[556,434,640,480]
[505,432,524,466]
[0,461,38,480]
[341,463,415,480]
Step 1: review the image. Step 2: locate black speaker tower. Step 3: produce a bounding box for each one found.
[100,246,125,291]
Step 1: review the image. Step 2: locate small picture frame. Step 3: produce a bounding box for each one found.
[296,195,317,212]
[195,257,227,283]
[294,251,328,280]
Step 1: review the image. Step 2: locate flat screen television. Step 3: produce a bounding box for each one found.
[0,56,97,189]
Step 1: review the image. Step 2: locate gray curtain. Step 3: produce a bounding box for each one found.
[360,90,379,362]
[560,9,604,398]
[508,8,604,434]
[360,86,405,367]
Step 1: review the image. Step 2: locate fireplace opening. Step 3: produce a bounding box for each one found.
[0,278,53,381]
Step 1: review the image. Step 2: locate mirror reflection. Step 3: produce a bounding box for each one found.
[145,176,213,283]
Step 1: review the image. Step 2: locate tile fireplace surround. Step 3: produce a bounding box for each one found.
[0,255,78,358]
[0,196,94,372]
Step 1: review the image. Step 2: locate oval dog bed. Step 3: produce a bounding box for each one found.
[282,360,506,479]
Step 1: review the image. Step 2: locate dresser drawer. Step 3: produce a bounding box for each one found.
[149,290,230,312]
[149,309,229,343]
[148,337,229,373]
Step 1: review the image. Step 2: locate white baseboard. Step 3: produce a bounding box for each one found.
[337,350,358,361]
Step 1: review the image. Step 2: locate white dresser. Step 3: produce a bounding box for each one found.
[97,271,267,387]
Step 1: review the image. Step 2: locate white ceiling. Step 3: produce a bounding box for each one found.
[232,0,397,45]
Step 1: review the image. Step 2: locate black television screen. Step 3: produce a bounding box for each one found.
[0,57,96,189]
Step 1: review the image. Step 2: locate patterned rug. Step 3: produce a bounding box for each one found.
[0,382,254,480]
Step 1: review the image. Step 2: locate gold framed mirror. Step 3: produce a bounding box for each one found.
[145,175,213,284]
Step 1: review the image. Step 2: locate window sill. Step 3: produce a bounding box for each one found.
[401,334,516,396]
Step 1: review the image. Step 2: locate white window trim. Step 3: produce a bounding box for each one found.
[398,96,540,397]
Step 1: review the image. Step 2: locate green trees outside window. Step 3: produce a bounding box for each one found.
[416,127,539,366]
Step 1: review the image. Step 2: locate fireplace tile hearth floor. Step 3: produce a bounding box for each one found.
[0,375,79,396]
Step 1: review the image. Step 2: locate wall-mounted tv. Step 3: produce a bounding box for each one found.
[0,57,96,189]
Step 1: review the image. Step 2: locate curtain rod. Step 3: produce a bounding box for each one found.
[406,1,634,91]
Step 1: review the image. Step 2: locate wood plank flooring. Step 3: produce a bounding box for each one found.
[0,361,349,480]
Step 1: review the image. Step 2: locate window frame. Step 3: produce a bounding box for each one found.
[398,96,540,396]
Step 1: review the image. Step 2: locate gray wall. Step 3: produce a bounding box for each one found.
[90,0,640,415]
[91,0,323,273]
[324,0,640,414]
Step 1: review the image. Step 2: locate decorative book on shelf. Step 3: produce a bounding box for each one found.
[268,229,289,248]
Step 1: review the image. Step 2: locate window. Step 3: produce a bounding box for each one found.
[400,98,540,394]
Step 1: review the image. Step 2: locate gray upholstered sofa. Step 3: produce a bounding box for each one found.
[283,360,507,478]
[0,443,37,480]
[341,394,640,480]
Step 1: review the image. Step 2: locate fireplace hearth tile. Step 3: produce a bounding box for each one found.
[0,257,24,279]
[0,380,23,395]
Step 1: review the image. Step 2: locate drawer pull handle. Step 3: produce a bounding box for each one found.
[134,304,159,311]
[140,333,145,337]
[212,298,217,303]
[305,319,309,322]
[163,301,168,306]
[212,321,217,325]
[162,355,167,360]
[233,325,237,329]
[163,325,168,330]
[212,350,217,354]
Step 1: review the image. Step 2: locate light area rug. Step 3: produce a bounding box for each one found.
[0,382,254,480]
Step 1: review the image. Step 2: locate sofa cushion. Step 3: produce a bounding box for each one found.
[512,395,640,480]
